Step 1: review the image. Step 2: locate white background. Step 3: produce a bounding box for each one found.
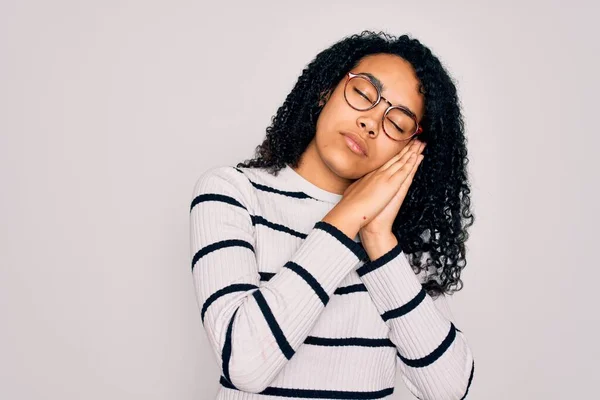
[1,0,598,398]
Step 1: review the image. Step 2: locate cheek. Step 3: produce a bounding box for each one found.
[320,91,357,123]
[374,141,407,166]
[316,107,348,139]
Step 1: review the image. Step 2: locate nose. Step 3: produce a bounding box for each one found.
[358,114,380,138]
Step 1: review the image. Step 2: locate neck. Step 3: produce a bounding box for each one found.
[292,139,354,195]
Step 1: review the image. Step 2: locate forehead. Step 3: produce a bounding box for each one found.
[352,54,424,119]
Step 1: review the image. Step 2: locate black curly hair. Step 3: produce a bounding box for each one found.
[237,30,475,298]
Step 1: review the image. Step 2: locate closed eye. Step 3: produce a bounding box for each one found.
[389,119,405,133]
[354,88,372,102]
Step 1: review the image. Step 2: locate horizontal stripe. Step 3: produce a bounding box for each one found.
[252,290,295,360]
[233,167,314,200]
[397,322,457,368]
[260,273,366,296]
[381,288,427,321]
[219,376,394,399]
[201,283,258,323]
[222,308,239,388]
[251,215,307,239]
[250,180,314,199]
[334,283,368,295]
[313,221,367,261]
[356,241,403,277]
[461,360,475,399]
[191,239,254,271]
[305,336,394,348]
[190,193,246,213]
[284,261,329,305]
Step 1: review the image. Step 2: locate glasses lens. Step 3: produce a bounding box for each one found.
[384,108,417,141]
[344,76,378,110]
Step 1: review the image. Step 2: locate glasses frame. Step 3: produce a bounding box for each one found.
[343,71,423,141]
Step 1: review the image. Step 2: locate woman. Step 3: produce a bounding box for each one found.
[190,30,475,399]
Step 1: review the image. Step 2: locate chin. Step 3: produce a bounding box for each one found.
[321,149,366,180]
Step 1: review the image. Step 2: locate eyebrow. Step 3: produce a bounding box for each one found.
[360,71,418,118]
[362,72,386,92]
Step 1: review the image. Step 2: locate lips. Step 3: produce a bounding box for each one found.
[341,131,368,156]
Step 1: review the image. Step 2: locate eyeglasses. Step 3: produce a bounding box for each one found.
[343,71,423,141]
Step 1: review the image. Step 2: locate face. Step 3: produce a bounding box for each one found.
[314,53,425,179]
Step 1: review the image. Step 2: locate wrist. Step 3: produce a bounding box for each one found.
[360,232,398,261]
[322,209,361,239]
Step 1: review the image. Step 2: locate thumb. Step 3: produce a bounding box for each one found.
[398,154,423,193]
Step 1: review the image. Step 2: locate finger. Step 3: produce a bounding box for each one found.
[388,148,419,173]
[406,140,425,159]
[392,155,422,198]
[381,140,418,171]
[399,154,424,190]
[413,140,426,155]
[381,139,417,169]
[387,152,418,177]
[400,140,417,157]
[406,139,423,157]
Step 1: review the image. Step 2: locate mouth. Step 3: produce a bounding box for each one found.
[341,132,368,157]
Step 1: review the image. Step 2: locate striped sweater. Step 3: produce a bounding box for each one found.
[189,164,475,399]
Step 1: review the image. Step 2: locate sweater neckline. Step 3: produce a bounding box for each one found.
[277,165,344,204]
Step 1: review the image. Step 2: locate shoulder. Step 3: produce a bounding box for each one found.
[191,165,257,209]
[193,165,246,188]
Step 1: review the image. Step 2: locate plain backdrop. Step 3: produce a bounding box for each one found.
[1,0,599,399]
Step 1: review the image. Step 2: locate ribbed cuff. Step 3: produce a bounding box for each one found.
[289,221,366,294]
[356,240,403,277]
[356,245,423,317]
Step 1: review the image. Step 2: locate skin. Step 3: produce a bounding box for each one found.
[293,53,425,195]
[292,53,427,260]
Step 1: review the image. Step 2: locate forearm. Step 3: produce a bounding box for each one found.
[358,233,474,399]
[360,231,398,261]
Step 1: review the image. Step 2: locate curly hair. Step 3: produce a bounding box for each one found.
[237,30,475,298]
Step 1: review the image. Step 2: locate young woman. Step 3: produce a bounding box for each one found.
[190,30,475,399]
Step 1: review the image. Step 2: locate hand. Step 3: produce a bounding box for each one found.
[322,139,426,239]
[359,139,425,239]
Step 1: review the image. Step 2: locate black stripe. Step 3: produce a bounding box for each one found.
[252,290,295,360]
[191,239,254,271]
[251,215,307,239]
[305,336,394,348]
[356,241,403,276]
[190,193,246,213]
[201,284,258,323]
[259,271,275,281]
[381,288,427,321]
[284,261,329,306]
[233,167,315,200]
[251,181,313,199]
[219,376,394,399]
[313,221,367,260]
[397,322,457,368]
[221,308,239,388]
[461,360,475,399]
[260,274,366,296]
[334,283,368,295]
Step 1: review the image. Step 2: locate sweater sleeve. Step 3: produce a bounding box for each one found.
[356,242,475,400]
[189,166,366,393]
